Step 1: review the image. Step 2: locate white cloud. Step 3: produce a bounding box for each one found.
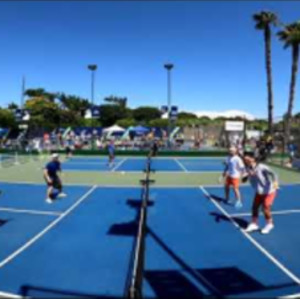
[195,110,256,120]
[162,109,256,120]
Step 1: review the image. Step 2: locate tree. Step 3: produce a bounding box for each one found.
[104,95,128,109]
[248,119,268,131]
[133,107,161,122]
[177,112,197,119]
[7,102,19,110]
[253,11,278,135]
[25,97,60,130]
[25,88,57,102]
[24,88,46,97]
[197,117,212,126]
[277,21,300,144]
[116,118,137,128]
[99,104,128,127]
[57,93,90,117]
[0,109,17,128]
[148,118,169,128]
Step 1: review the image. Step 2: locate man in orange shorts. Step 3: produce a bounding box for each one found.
[223,146,245,208]
[243,154,279,234]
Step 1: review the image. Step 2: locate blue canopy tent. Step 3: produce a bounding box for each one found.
[130,125,150,137]
[0,128,9,139]
[72,127,102,137]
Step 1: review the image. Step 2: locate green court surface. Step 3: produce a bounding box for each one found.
[0,155,299,187]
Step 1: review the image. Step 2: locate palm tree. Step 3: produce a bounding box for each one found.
[253,11,278,136]
[277,21,300,145]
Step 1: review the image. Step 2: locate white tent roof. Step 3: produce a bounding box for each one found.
[103,125,125,133]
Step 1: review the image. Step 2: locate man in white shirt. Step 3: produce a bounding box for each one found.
[223,146,245,208]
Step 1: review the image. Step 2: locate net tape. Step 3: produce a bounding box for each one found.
[127,157,152,299]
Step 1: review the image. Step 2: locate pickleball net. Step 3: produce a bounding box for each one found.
[126,157,153,299]
[0,152,18,168]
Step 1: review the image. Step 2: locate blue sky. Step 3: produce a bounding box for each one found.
[0,1,300,119]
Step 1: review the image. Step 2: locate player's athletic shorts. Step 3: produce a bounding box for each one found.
[66,146,72,155]
[226,177,240,188]
[45,176,62,189]
[254,192,276,208]
[152,149,158,157]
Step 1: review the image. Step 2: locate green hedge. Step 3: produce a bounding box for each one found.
[0,148,227,157]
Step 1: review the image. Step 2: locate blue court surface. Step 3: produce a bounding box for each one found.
[62,157,226,173]
[1,182,300,298]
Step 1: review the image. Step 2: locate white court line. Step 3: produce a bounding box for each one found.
[279,293,300,299]
[0,181,200,188]
[202,182,300,189]
[112,158,128,172]
[0,207,62,217]
[0,180,298,189]
[63,169,221,174]
[0,185,97,269]
[64,161,110,165]
[0,291,23,298]
[0,180,93,187]
[230,210,300,218]
[199,186,300,285]
[174,158,188,172]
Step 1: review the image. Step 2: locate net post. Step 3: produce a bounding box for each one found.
[14,151,20,165]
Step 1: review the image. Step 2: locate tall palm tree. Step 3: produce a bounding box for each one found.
[277,21,300,144]
[253,11,278,136]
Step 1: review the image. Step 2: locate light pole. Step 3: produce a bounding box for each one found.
[87,65,97,150]
[21,75,26,109]
[87,64,97,106]
[164,63,174,147]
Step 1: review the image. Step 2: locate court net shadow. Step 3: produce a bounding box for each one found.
[20,285,123,298]
[107,199,154,237]
[0,219,9,227]
[209,194,233,206]
[108,220,138,237]
[210,212,248,229]
[144,270,204,298]
[146,227,297,298]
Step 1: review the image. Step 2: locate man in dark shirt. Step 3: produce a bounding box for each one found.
[44,153,67,203]
[107,140,115,167]
[149,140,159,158]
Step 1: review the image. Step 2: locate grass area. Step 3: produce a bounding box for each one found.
[0,155,299,187]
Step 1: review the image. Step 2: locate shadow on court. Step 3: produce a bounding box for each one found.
[144,270,205,298]
[209,194,234,206]
[210,212,249,229]
[146,228,297,298]
[0,218,9,227]
[107,202,295,299]
[20,285,123,298]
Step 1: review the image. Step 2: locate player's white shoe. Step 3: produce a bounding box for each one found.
[244,222,259,233]
[58,192,67,198]
[46,198,53,204]
[261,223,274,235]
[234,200,243,209]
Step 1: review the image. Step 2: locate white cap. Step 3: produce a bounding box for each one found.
[229,146,237,153]
[51,153,59,159]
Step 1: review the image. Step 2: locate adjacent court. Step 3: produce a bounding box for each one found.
[1,181,300,298]
[62,157,226,173]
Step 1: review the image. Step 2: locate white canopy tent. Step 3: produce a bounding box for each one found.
[102,125,125,139]
[103,125,125,133]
